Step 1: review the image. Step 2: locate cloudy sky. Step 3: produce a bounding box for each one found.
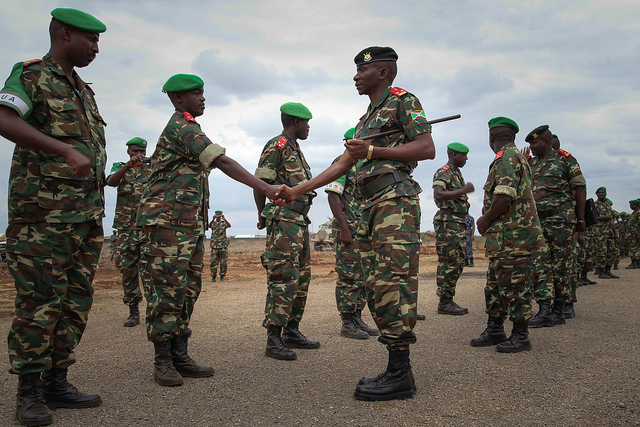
[0,0,639,237]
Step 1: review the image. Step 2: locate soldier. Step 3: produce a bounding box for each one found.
[593,188,619,279]
[280,46,436,401]
[107,137,151,327]
[254,102,320,361]
[137,74,283,387]
[525,126,586,326]
[208,210,230,282]
[465,214,475,267]
[616,212,630,260]
[326,128,379,340]
[432,142,474,315]
[0,8,106,426]
[626,200,640,268]
[470,117,544,353]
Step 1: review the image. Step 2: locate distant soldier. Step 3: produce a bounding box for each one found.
[432,142,474,315]
[625,200,640,269]
[593,188,619,279]
[465,214,475,267]
[616,212,630,260]
[107,137,151,327]
[208,210,230,282]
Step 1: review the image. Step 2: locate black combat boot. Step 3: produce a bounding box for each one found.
[470,315,507,347]
[606,266,620,279]
[551,301,566,325]
[496,322,531,353]
[464,258,469,266]
[582,270,597,285]
[354,349,414,401]
[416,314,427,321]
[597,267,610,279]
[563,302,576,319]
[153,341,183,386]
[171,336,214,378]
[468,257,474,267]
[265,325,297,360]
[576,274,585,287]
[282,319,320,349]
[42,368,101,409]
[437,297,468,315]
[352,309,379,336]
[16,372,52,426]
[340,313,369,339]
[529,300,554,328]
[123,303,140,327]
[625,259,639,269]
[220,275,225,282]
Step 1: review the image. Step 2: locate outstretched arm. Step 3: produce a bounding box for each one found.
[213,154,286,204]
[283,151,354,201]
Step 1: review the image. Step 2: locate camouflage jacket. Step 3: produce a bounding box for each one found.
[627,210,640,236]
[325,155,362,233]
[109,162,151,230]
[483,142,543,256]
[0,54,107,223]
[593,199,616,237]
[209,219,230,248]
[136,110,225,234]
[354,86,432,208]
[255,132,316,225]
[432,161,469,224]
[528,148,585,224]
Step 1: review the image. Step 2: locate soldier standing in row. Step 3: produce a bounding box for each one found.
[107,137,151,327]
[625,200,640,269]
[465,214,475,267]
[208,210,230,282]
[0,8,107,426]
[432,142,474,315]
[593,187,619,279]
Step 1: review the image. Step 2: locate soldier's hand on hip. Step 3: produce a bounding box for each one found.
[65,149,92,176]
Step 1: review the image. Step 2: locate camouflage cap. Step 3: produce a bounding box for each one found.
[525,125,550,142]
[354,47,398,66]
[344,127,356,139]
[280,102,312,119]
[447,142,469,153]
[51,8,106,33]
[162,74,204,93]
[126,137,147,148]
[215,210,223,214]
[488,117,519,134]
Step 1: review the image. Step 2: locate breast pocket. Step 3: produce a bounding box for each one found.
[46,98,81,138]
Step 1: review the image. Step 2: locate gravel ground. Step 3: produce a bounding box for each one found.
[0,258,639,426]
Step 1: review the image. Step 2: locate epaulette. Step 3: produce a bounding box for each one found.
[87,84,95,96]
[276,136,287,149]
[390,87,408,97]
[359,114,365,120]
[23,59,42,67]
[183,111,197,123]
[557,148,571,157]
[494,150,504,161]
[442,165,450,171]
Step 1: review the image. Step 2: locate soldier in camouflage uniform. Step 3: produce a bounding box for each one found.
[625,200,640,269]
[432,142,474,315]
[325,128,379,340]
[593,188,619,279]
[0,8,107,425]
[471,117,544,353]
[525,125,586,326]
[281,47,436,401]
[107,137,151,328]
[465,215,475,267]
[208,210,230,282]
[137,74,282,387]
[254,102,320,361]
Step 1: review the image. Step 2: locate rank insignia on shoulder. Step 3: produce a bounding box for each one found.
[411,110,426,121]
[494,150,504,160]
[442,165,450,171]
[276,136,287,148]
[390,87,408,97]
[558,148,571,157]
[23,59,42,67]
[183,111,197,123]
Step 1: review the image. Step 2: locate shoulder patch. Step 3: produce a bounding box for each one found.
[183,111,197,123]
[411,110,426,121]
[557,148,571,157]
[494,150,504,161]
[23,59,42,67]
[390,87,408,97]
[276,136,288,149]
[442,165,450,171]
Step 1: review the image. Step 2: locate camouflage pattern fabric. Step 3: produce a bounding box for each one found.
[465,215,474,260]
[6,221,103,374]
[143,226,203,343]
[617,218,629,257]
[577,228,596,273]
[110,162,151,230]
[539,223,575,303]
[530,244,554,301]
[117,228,149,305]
[627,210,640,259]
[209,220,229,277]
[485,254,534,323]
[593,200,617,268]
[209,247,228,278]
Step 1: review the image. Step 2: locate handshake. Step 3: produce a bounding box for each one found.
[267,185,298,207]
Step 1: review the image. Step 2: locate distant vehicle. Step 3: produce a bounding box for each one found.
[312,221,334,251]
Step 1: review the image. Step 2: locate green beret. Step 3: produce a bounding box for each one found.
[621,212,630,216]
[344,128,356,139]
[488,117,519,134]
[51,8,106,33]
[280,102,312,120]
[215,210,223,214]
[354,46,398,66]
[447,142,469,153]
[630,199,640,204]
[126,137,147,148]
[162,74,204,93]
[596,187,606,193]
[525,125,550,143]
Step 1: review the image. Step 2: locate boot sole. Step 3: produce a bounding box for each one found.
[45,396,102,409]
[496,343,532,353]
[529,321,554,328]
[437,310,469,315]
[353,389,414,401]
[340,331,369,340]
[176,369,215,378]
[265,350,297,360]
[282,342,321,349]
[16,411,53,427]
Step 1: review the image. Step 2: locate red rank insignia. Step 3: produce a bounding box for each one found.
[558,148,571,157]
[390,87,408,96]
[494,150,504,160]
[23,59,42,67]
[276,136,287,148]
[442,165,450,171]
[183,111,197,123]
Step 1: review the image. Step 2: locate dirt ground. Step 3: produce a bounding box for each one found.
[0,239,638,426]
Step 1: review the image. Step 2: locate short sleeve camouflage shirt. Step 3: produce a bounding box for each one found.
[593,200,616,237]
[209,220,230,248]
[432,162,469,223]
[109,162,151,230]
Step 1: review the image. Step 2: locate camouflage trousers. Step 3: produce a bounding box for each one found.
[358,196,420,351]
[117,227,150,305]
[484,254,534,323]
[261,218,310,328]
[594,230,617,268]
[143,226,204,343]
[333,230,366,314]
[530,243,554,301]
[628,232,640,259]
[577,230,595,272]
[434,220,465,299]
[6,221,103,374]
[209,245,228,278]
[534,222,576,304]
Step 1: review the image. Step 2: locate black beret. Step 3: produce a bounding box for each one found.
[354,46,398,66]
[525,125,550,142]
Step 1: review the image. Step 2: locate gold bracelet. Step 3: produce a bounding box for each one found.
[366,144,374,160]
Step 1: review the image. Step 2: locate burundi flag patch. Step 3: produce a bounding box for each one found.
[571,164,581,174]
[411,110,426,121]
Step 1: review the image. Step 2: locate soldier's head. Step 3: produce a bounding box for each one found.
[526,125,552,158]
[488,117,518,153]
[596,187,607,201]
[447,142,469,168]
[353,47,398,97]
[551,134,560,150]
[126,137,147,159]
[629,200,639,211]
[163,74,205,117]
[214,210,223,219]
[49,8,105,68]
[280,102,312,141]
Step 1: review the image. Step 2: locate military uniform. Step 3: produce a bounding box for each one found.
[593,198,618,273]
[626,208,640,266]
[208,216,230,280]
[465,214,475,265]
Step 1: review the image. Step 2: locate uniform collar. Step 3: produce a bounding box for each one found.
[42,53,87,92]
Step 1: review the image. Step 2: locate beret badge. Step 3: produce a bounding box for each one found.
[363,52,372,62]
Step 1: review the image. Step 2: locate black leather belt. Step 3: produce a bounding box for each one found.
[361,170,410,199]
[286,201,310,216]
